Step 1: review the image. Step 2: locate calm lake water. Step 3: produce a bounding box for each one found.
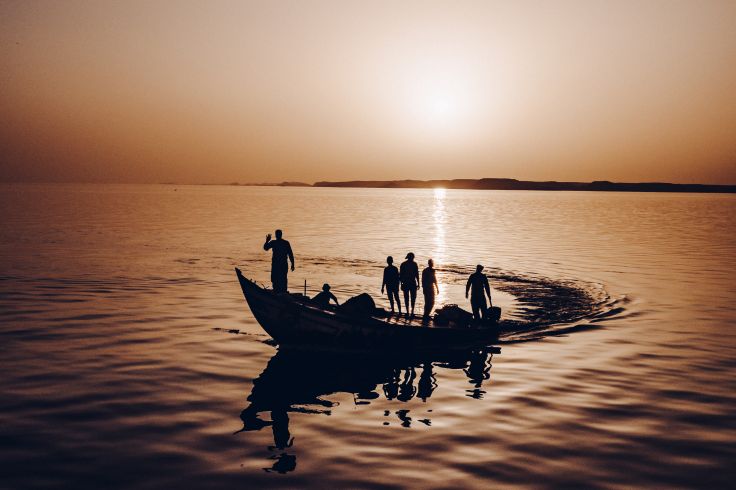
[1,184,735,489]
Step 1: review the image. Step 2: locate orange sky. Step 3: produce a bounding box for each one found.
[1,0,735,184]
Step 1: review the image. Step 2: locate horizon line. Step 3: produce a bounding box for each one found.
[3,176,736,190]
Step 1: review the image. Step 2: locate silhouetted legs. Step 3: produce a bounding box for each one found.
[423,291,435,318]
[386,285,401,313]
[403,287,417,316]
[470,295,487,322]
[272,263,288,293]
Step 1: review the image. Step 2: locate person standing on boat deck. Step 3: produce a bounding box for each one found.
[312,283,339,309]
[381,256,402,314]
[399,252,420,317]
[421,259,439,318]
[263,229,294,293]
[466,264,492,321]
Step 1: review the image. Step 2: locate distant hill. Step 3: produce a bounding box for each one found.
[276,181,311,187]
[313,178,736,193]
[227,181,311,187]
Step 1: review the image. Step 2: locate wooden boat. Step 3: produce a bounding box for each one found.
[235,268,501,351]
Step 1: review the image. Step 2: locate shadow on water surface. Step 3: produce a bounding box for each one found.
[237,348,494,474]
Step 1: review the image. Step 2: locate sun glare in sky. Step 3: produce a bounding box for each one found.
[1,1,735,184]
[418,89,463,126]
[395,57,481,142]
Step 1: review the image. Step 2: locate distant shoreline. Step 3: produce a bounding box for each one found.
[222,178,736,193]
[4,179,735,193]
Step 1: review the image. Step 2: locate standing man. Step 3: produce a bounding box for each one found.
[399,252,420,317]
[465,264,492,322]
[263,229,295,293]
[421,258,439,318]
[381,256,402,314]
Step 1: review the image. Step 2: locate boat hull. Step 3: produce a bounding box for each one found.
[236,268,500,351]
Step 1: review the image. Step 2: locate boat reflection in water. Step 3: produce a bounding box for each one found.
[237,348,496,473]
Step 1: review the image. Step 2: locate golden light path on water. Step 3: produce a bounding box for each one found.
[432,187,448,305]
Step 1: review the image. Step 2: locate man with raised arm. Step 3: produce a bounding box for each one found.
[263,229,295,293]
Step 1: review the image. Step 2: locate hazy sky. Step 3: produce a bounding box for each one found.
[1,0,735,184]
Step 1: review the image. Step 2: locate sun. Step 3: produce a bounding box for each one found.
[399,76,474,140]
[389,56,481,141]
[415,89,466,130]
[427,95,455,120]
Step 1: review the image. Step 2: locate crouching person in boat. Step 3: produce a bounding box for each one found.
[263,229,295,293]
[312,283,339,309]
[466,264,492,322]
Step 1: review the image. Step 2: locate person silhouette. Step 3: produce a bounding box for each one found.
[312,283,339,309]
[263,229,294,293]
[399,252,420,317]
[465,264,492,321]
[381,256,401,314]
[421,258,439,318]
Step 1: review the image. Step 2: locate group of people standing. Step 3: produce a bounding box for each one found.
[381,253,438,318]
[263,229,493,321]
[381,254,493,321]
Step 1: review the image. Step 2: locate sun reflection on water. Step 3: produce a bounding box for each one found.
[432,188,447,304]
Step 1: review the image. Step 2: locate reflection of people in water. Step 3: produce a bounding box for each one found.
[400,253,420,317]
[383,369,401,400]
[263,229,295,293]
[240,406,297,474]
[265,453,297,474]
[396,409,412,428]
[397,367,417,402]
[465,264,492,321]
[237,349,495,476]
[421,259,439,318]
[464,350,492,399]
[417,363,437,401]
[381,256,401,314]
[240,407,294,448]
[269,409,294,450]
[312,283,339,309]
